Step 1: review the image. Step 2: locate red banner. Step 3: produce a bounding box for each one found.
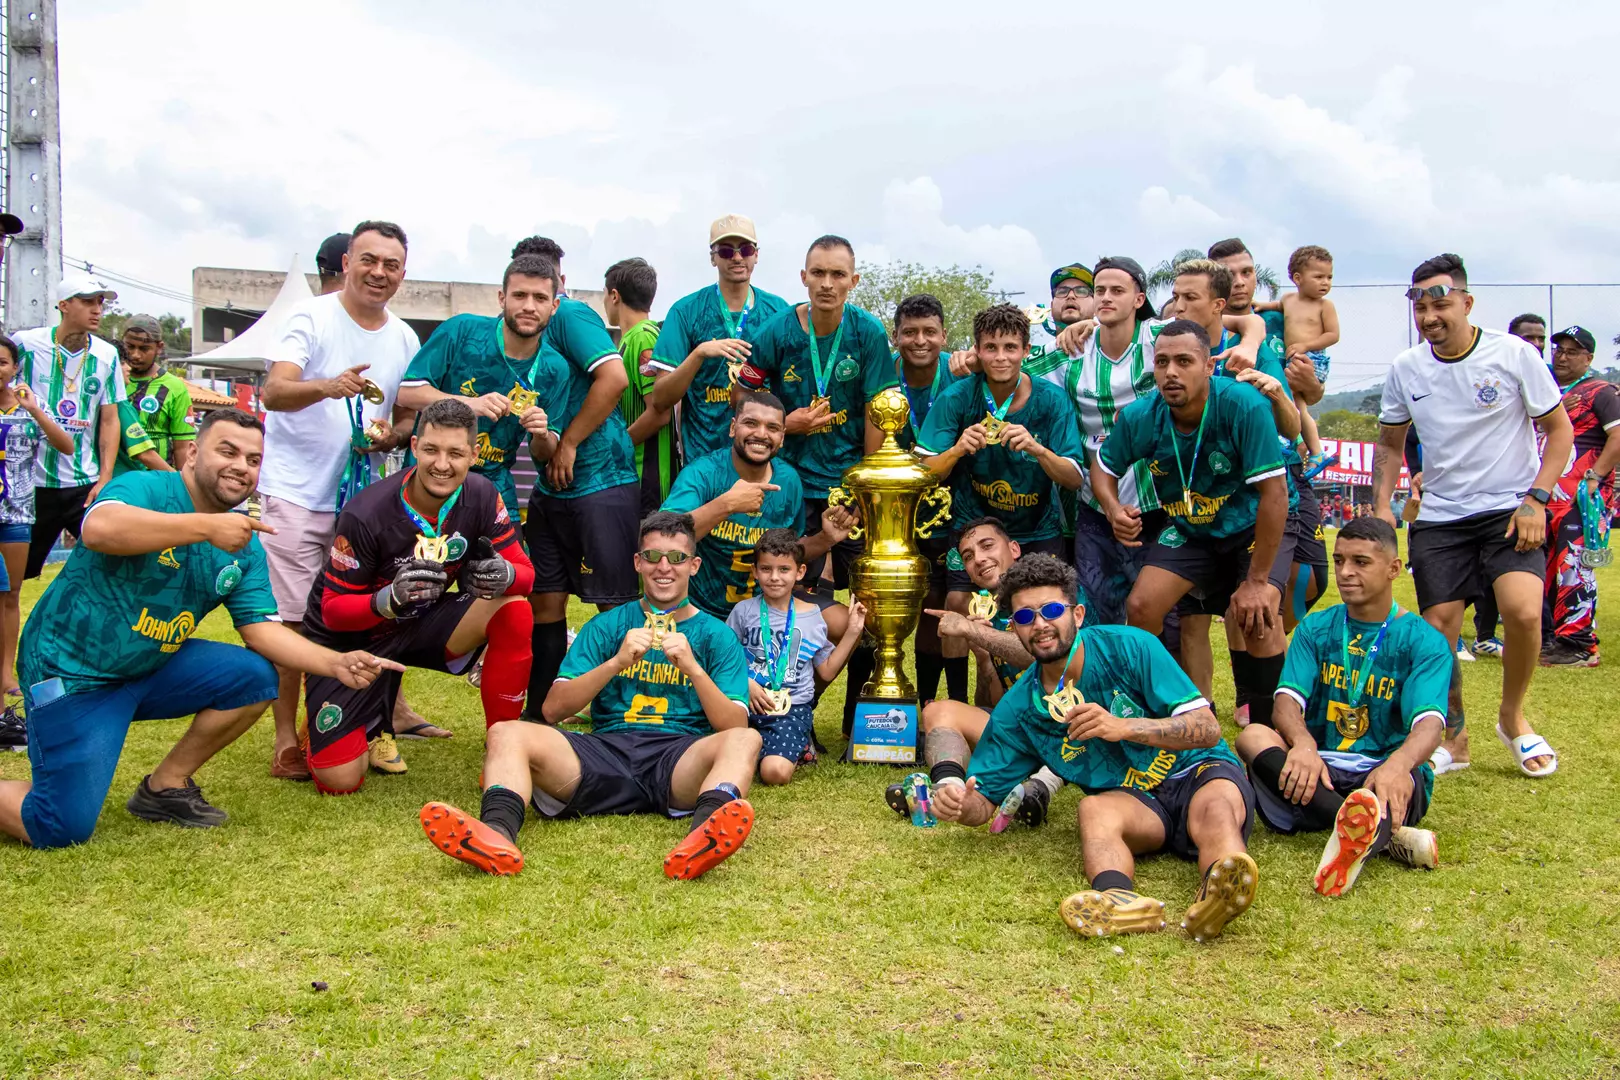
[1316,439,1410,490]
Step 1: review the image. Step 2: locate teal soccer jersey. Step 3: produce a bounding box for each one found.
[649,284,790,461]
[18,471,276,694]
[402,313,537,516]
[750,303,898,498]
[661,449,807,617]
[916,375,1085,542]
[1098,375,1285,541]
[895,353,966,452]
[968,625,1233,804]
[558,601,750,737]
[1277,604,1451,790]
[531,300,638,500]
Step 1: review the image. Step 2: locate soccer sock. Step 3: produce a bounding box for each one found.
[841,645,876,736]
[525,620,568,719]
[1229,649,1254,717]
[479,785,527,845]
[1251,746,1343,826]
[943,656,969,703]
[915,649,945,704]
[1027,766,1063,797]
[1246,653,1285,728]
[1091,869,1134,893]
[477,601,533,728]
[689,782,740,832]
[929,759,966,786]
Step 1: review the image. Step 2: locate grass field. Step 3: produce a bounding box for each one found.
[3,536,1619,1079]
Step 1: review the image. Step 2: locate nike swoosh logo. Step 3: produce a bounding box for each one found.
[459,835,495,861]
[1411,392,1432,401]
[689,837,718,859]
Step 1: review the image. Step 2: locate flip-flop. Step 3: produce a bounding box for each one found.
[1496,723,1558,777]
[1429,746,1471,776]
[396,721,453,740]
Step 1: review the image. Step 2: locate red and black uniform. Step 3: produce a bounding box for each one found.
[302,470,534,778]
[1544,375,1620,654]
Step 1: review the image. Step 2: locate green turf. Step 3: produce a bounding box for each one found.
[3,537,1619,1079]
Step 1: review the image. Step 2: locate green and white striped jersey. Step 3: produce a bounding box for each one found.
[1025,319,1162,512]
[12,326,127,488]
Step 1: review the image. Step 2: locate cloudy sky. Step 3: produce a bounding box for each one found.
[53,0,1620,392]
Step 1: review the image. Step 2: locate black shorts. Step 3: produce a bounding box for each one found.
[26,483,92,579]
[803,498,862,593]
[1408,509,1545,610]
[525,481,640,604]
[1126,759,1256,861]
[1150,525,1297,616]
[918,531,950,594]
[1251,760,1430,835]
[1288,468,1328,571]
[532,727,703,819]
[946,534,1067,594]
[304,593,482,762]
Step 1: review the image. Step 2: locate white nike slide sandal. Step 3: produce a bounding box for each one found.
[1496,723,1558,778]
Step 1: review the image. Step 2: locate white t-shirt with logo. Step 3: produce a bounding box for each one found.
[259,294,420,512]
[11,326,127,488]
[1379,328,1562,523]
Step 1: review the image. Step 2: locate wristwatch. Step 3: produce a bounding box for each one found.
[1526,487,1552,505]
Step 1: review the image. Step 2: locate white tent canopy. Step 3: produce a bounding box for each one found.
[186,254,313,373]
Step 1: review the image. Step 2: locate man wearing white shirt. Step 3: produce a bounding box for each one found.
[258,221,419,781]
[1372,253,1571,779]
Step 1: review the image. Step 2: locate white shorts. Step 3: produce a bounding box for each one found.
[259,494,337,623]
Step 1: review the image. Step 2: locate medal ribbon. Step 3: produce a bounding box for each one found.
[336,395,374,510]
[757,595,797,691]
[397,466,464,538]
[717,285,755,339]
[1171,395,1211,517]
[981,373,1024,424]
[493,315,536,394]
[901,353,949,438]
[1031,627,1084,717]
[805,304,847,399]
[0,416,11,504]
[1340,602,1397,710]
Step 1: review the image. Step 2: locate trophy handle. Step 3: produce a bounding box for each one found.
[827,486,863,540]
[914,486,952,539]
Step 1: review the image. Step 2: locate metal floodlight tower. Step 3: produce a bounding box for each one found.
[3,0,62,331]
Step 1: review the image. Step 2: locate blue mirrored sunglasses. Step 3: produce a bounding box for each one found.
[1010,601,1070,625]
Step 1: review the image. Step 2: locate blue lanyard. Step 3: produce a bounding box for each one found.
[1341,603,1396,709]
[716,285,754,339]
[758,596,797,690]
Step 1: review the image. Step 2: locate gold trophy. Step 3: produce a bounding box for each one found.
[826,386,952,762]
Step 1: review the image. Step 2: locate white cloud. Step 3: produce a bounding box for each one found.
[867,177,1046,286]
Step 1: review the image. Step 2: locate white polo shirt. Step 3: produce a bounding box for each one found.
[1379,327,1562,523]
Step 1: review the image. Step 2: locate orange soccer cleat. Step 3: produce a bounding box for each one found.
[663,799,754,880]
[420,801,524,876]
[1314,789,1382,897]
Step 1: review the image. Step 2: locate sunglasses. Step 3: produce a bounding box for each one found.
[638,548,692,565]
[1553,344,1591,357]
[1404,284,1467,302]
[1010,601,1071,626]
[713,243,758,260]
[1052,285,1092,299]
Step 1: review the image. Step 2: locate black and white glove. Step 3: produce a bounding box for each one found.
[462,537,515,600]
[373,559,448,618]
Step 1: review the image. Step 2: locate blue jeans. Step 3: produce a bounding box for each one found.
[21,639,278,848]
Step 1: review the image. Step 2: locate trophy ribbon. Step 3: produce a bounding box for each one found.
[360,379,387,405]
[914,485,952,539]
[397,467,465,565]
[826,486,864,541]
[968,590,998,621]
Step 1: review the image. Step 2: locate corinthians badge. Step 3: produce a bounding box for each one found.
[413,534,450,563]
[968,591,998,620]
[1045,683,1086,723]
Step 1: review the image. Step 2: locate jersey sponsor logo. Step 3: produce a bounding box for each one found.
[578,557,593,575]
[330,535,359,571]
[459,378,478,396]
[124,422,146,440]
[1147,459,1168,477]
[972,478,1041,512]
[475,432,507,466]
[808,407,850,432]
[1169,490,1231,526]
[1122,749,1178,791]
[835,357,859,382]
[315,703,343,734]
[130,607,197,653]
[139,396,160,414]
[782,364,802,383]
[215,563,243,596]
[704,386,732,404]
[1474,377,1503,410]
[1058,736,1088,761]
[445,534,468,561]
[56,399,78,420]
[158,547,181,570]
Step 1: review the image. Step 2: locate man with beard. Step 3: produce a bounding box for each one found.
[418,511,759,881]
[1372,254,1570,778]
[931,554,1258,943]
[646,215,790,464]
[299,399,535,795]
[0,409,402,848]
[118,315,195,469]
[661,392,853,620]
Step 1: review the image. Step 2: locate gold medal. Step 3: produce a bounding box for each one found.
[968,591,998,620]
[1045,683,1086,723]
[361,379,386,405]
[765,687,792,716]
[810,394,832,412]
[508,383,539,412]
[413,533,450,563]
[727,359,745,387]
[364,418,391,445]
[982,413,1007,445]
[1328,700,1370,741]
[645,610,678,645]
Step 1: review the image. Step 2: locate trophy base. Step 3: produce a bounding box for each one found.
[845,697,919,764]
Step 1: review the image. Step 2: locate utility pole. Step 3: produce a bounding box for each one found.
[3,0,62,331]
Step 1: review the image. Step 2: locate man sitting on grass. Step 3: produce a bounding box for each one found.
[933,554,1260,942]
[1236,516,1447,897]
[420,511,760,880]
[0,409,401,849]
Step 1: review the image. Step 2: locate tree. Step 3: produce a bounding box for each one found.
[99,306,193,359]
[1147,248,1283,302]
[1357,392,1382,416]
[849,262,998,350]
[1316,409,1379,441]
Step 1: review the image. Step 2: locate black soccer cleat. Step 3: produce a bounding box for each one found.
[0,705,26,752]
[126,775,229,829]
[1015,781,1051,827]
[884,782,912,819]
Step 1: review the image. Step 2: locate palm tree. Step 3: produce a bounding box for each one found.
[1148,247,1284,303]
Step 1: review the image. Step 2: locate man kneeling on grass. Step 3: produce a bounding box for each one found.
[1235,516,1446,897]
[933,553,1260,942]
[0,409,400,849]
[727,528,866,785]
[420,511,760,879]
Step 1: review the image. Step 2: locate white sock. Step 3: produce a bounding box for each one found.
[1028,766,1063,797]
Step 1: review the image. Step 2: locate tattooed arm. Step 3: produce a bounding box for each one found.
[1371,421,1408,527]
[925,608,1035,668]
[1062,702,1220,749]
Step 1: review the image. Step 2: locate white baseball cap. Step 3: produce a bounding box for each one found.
[55,271,118,303]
